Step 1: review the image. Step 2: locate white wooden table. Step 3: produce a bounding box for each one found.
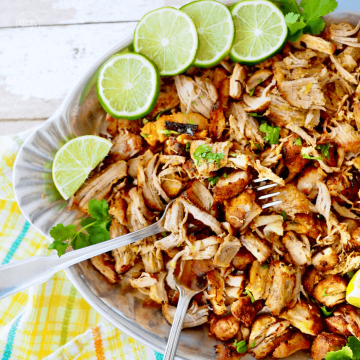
[0,0,356,135]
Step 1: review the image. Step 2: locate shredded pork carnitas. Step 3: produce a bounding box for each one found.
[72,21,360,360]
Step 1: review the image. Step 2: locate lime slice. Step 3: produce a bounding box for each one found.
[97,53,160,119]
[181,0,235,68]
[230,0,287,65]
[133,7,198,76]
[52,135,112,200]
[347,270,360,307]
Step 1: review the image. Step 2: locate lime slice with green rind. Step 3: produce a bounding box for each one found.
[133,7,199,76]
[230,0,288,65]
[97,52,160,119]
[52,135,112,200]
[181,0,235,68]
[347,269,360,307]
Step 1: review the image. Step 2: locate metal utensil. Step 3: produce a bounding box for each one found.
[163,261,208,360]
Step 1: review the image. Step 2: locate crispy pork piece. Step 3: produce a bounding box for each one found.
[129,272,157,289]
[207,269,227,315]
[298,34,337,54]
[272,331,311,358]
[186,179,216,216]
[231,247,255,270]
[225,274,246,301]
[140,244,164,274]
[90,253,119,283]
[106,115,140,136]
[214,235,241,267]
[284,213,321,239]
[209,314,240,341]
[213,170,251,202]
[109,130,142,162]
[163,301,209,328]
[230,64,246,100]
[240,231,271,264]
[174,75,218,119]
[215,344,246,360]
[253,160,285,186]
[109,197,128,226]
[229,102,264,146]
[73,160,127,213]
[327,171,360,205]
[147,80,180,118]
[312,247,340,272]
[297,165,327,199]
[282,231,311,266]
[231,296,263,327]
[247,261,269,301]
[246,69,272,92]
[265,262,296,316]
[326,304,360,340]
[313,275,347,307]
[272,184,316,218]
[327,120,360,154]
[303,266,322,295]
[280,301,324,336]
[209,107,226,141]
[249,314,277,348]
[250,319,292,359]
[150,271,168,304]
[282,133,310,182]
[242,80,275,113]
[311,333,347,360]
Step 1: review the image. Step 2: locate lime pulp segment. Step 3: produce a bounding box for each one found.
[133,7,199,76]
[181,0,235,67]
[347,269,360,308]
[230,0,287,64]
[52,135,112,200]
[97,53,160,119]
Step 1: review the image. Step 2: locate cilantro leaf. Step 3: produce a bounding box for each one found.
[317,144,330,159]
[193,144,224,168]
[249,88,255,96]
[233,340,248,354]
[49,224,77,242]
[140,133,149,138]
[320,306,334,318]
[262,264,269,269]
[186,142,191,152]
[260,123,281,144]
[348,337,360,359]
[273,0,301,15]
[71,232,91,250]
[158,129,180,137]
[322,287,330,297]
[48,239,70,257]
[280,211,287,221]
[348,271,355,279]
[285,13,306,41]
[301,149,321,160]
[243,289,255,303]
[250,341,256,348]
[208,176,220,186]
[294,138,302,146]
[325,346,353,360]
[189,119,195,125]
[88,226,111,244]
[88,199,110,220]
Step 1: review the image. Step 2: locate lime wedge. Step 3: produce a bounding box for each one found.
[347,269,360,307]
[52,135,112,200]
[181,0,235,68]
[97,53,160,119]
[230,0,287,65]
[133,7,198,76]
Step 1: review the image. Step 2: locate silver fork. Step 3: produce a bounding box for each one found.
[0,181,281,301]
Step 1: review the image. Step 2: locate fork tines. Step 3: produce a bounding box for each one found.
[253,178,282,209]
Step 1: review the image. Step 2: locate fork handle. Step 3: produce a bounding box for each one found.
[0,221,163,300]
[163,287,195,360]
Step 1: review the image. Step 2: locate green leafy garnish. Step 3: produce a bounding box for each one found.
[223,173,227,179]
[294,138,302,146]
[208,198,212,211]
[249,88,255,96]
[189,119,195,125]
[199,96,204,99]
[156,109,168,121]
[186,142,191,152]
[322,288,330,297]
[158,129,180,136]
[142,118,148,124]
[348,271,355,279]
[325,336,360,360]
[276,0,338,42]
[260,123,281,144]
[191,101,198,106]
[255,143,261,149]
[248,112,263,117]
[162,231,167,237]
[233,340,248,354]
[301,148,321,160]
[317,144,330,159]
[310,297,316,304]
[280,211,287,221]
[141,133,149,138]
[321,306,335,318]
[243,289,255,303]
[262,264,269,269]
[208,176,220,186]
[193,144,224,167]
[250,341,256,348]
[318,214,325,220]
[48,199,111,257]
[257,79,262,84]
[229,153,237,157]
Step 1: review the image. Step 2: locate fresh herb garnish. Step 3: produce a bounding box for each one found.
[249,88,255,96]
[233,340,248,354]
[189,119,195,125]
[301,148,321,160]
[199,96,204,99]
[223,173,227,179]
[294,138,302,146]
[142,118,148,124]
[322,288,330,297]
[321,306,335,318]
[255,143,261,149]
[324,336,360,360]
[243,289,255,303]
[186,142,191,152]
[260,123,281,144]
[162,231,167,237]
[191,101,198,106]
[158,129,180,136]
[208,198,212,210]
[48,199,111,257]
[229,153,237,157]
[257,79,262,84]
[156,110,168,121]
[262,264,269,269]
[193,144,224,167]
[348,271,355,279]
[208,176,220,186]
[280,211,287,221]
[310,297,316,304]
[248,112,263,117]
[141,133,149,138]
[277,0,338,42]
[250,341,256,348]
[317,214,325,220]
[317,144,330,159]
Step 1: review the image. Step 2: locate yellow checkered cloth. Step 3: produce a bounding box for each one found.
[0,131,164,360]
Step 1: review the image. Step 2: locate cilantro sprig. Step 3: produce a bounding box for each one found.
[48,199,111,257]
[325,336,360,360]
[317,144,330,159]
[276,0,338,42]
[301,148,321,160]
[259,123,281,144]
[233,340,248,354]
[243,289,255,303]
[294,138,302,146]
[193,144,224,167]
